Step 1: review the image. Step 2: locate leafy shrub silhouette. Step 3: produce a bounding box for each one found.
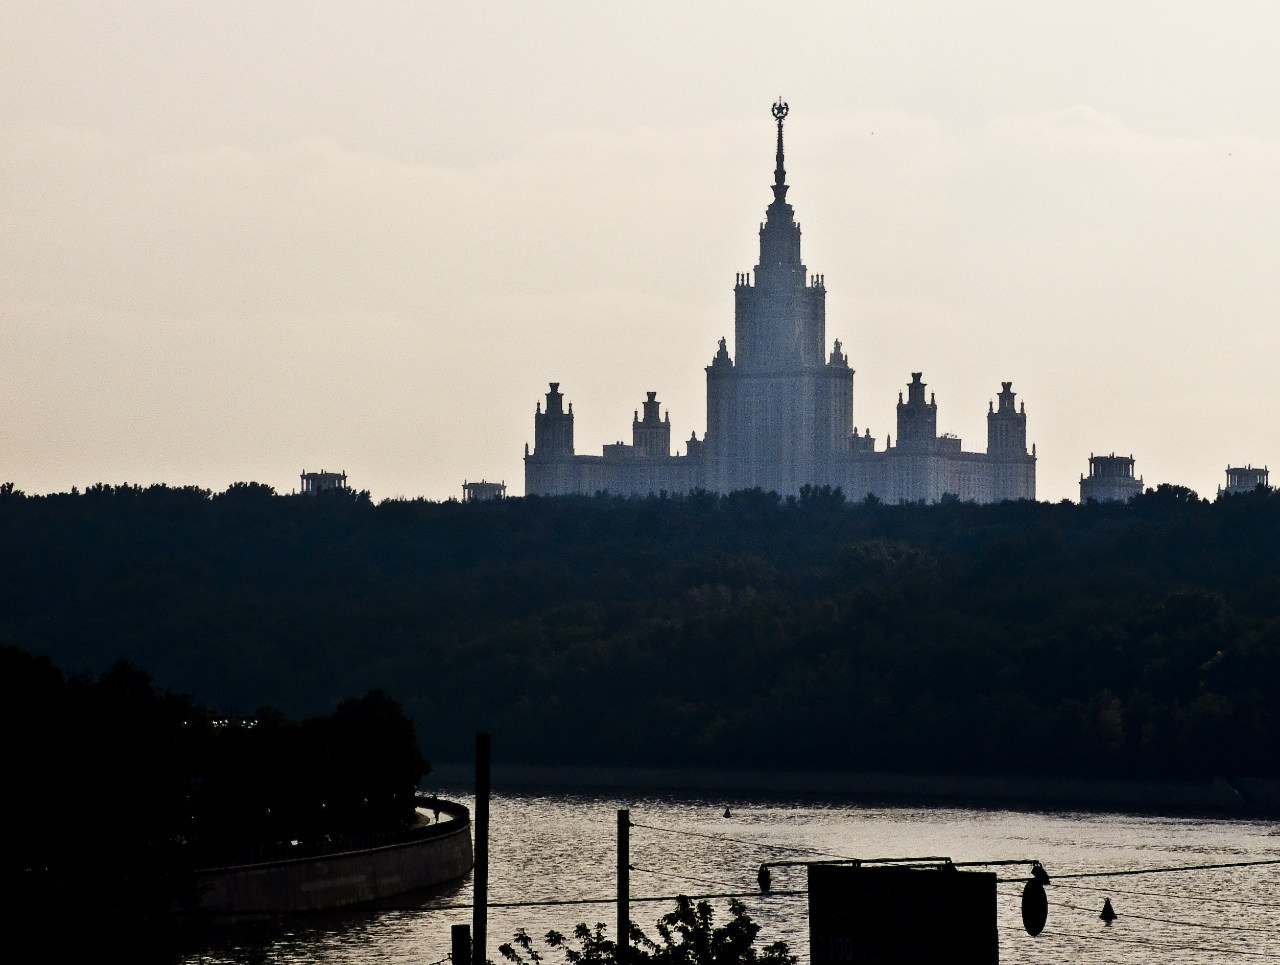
[499,897,795,965]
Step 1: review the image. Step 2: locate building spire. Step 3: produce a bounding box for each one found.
[771,97,789,203]
[755,97,804,282]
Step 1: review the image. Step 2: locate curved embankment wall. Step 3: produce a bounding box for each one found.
[194,797,473,916]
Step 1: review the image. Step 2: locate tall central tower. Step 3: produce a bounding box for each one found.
[735,99,826,369]
[705,100,853,494]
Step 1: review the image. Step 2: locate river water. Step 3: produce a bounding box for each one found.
[188,789,1280,964]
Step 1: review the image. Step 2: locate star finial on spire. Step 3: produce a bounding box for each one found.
[771,98,789,202]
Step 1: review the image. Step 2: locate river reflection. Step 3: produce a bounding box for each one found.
[186,790,1280,965]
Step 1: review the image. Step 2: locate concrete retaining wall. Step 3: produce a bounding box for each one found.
[195,801,473,916]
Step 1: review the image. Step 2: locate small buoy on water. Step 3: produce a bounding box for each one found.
[723,807,732,818]
[1100,898,1117,926]
[757,864,772,894]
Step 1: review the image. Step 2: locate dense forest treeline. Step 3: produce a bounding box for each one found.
[3,480,1280,778]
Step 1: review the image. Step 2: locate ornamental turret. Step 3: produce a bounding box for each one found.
[987,382,1028,455]
[533,382,574,457]
[895,373,938,449]
[632,391,672,457]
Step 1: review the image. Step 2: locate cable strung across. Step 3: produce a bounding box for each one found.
[1052,899,1280,936]
[629,821,856,859]
[1051,879,1280,908]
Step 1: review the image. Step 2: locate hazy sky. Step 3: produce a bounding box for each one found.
[4,2,1278,502]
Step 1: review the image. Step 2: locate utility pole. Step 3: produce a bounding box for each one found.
[473,733,491,965]
[617,808,630,964]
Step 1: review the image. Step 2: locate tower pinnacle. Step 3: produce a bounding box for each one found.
[772,98,789,203]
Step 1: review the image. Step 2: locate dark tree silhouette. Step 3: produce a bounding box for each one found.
[4,481,1280,778]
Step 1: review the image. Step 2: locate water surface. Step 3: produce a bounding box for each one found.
[188,790,1280,964]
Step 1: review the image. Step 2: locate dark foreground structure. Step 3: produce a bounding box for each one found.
[525,101,1036,502]
[194,798,473,917]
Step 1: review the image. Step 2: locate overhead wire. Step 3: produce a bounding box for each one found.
[1051,899,1280,936]
[1051,878,1280,909]
[628,816,808,893]
[403,889,809,912]
[1053,857,1280,879]
[630,865,743,890]
[629,821,855,860]
[632,820,1280,885]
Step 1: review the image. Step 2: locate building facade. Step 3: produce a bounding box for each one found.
[1079,454,1143,503]
[463,480,507,502]
[1220,465,1270,497]
[525,102,1036,503]
[300,469,348,494]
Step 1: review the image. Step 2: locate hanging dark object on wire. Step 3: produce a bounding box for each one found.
[1018,860,1049,926]
[757,864,772,894]
[1099,897,1117,925]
